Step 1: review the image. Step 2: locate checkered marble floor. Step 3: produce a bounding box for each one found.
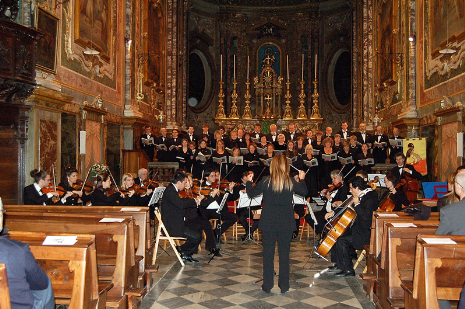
[142,231,376,309]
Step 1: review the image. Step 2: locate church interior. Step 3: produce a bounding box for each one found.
[1,0,465,308]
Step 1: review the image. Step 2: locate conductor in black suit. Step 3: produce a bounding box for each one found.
[389,152,422,182]
[161,170,204,262]
[140,126,155,161]
[245,154,307,294]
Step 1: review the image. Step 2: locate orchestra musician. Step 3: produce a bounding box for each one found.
[134,168,149,186]
[390,152,422,182]
[199,169,238,243]
[304,170,349,235]
[380,172,409,211]
[161,170,204,263]
[245,154,307,293]
[229,171,261,241]
[324,176,378,276]
[140,125,155,161]
[58,167,91,205]
[121,173,153,206]
[24,169,72,205]
[90,173,133,206]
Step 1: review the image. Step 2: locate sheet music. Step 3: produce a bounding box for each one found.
[148,186,166,206]
[422,238,457,245]
[293,194,306,205]
[376,213,399,217]
[99,218,125,223]
[120,207,142,212]
[391,223,417,228]
[42,236,78,246]
[207,201,220,209]
[217,193,230,213]
[237,191,262,208]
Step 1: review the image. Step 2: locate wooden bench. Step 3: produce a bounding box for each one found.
[0,264,11,309]
[7,231,112,309]
[4,213,143,308]
[402,235,465,309]
[361,212,439,300]
[4,205,153,273]
[374,221,439,309]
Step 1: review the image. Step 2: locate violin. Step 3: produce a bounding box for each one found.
[41,185,62,203]
[367,176,379,190]
[72,179,94,193]
[142,179,160,189]
[179,190,198,199]
[192,185,226,196]
[327,182,342,194]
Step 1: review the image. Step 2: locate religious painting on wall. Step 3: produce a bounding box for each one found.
[39,119,58,173]
[430,0,465,57]
[75,0,112,61]
[147,0,165,86]
[378,0,394,83]
[84,120,102,177]
[440,122,459,181]
[257,43,281,77]
[36,7,58,73]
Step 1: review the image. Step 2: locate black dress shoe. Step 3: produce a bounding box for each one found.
[334,270,355,277]
[210,248,222,257]
[175,246,182,253]
[241,234,248,241]
[261,285,271,293]
[328,264,339,271]
[183,255,199,263]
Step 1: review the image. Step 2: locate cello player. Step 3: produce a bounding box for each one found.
[324,176,378,276]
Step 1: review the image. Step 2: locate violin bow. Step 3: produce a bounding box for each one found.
[81,167,92,193]
[343,166,356,179]
[198,169,204,196]
[107,168,120,193]
[52,164,57,192]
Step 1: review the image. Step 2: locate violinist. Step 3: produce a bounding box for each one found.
[175,139,192,171]
[121,173,152,206]
[379,172,409,211]
[24,169,72,205]
[390,152,421,182]
[229,171,260,241]
[304,170,349,235]
[199,169,238,243]
[90,173,133,206]
[183,173,221,256]
[58,167,91,205]
[357,143,374,173]
[324,176,378,276]
[134,168,148,186]
[296,144,319,198]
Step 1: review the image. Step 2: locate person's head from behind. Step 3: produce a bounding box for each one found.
[355,170,368,182]
[95,173,111,191]
[172,171,188,191]
[30,169,50,188]
[269,154,292,192]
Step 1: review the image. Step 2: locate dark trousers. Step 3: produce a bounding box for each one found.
[294,204,305,233]
[304,209,327,235]
[203,209,238,235]
[261,229,293,291]
[331,233,356,271]
[180,226,202,256]
[237,206,261,235]
[186,216,216,251]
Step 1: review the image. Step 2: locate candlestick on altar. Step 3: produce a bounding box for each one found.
[233,55,236,81]
[247,56,250,80]
[301,54,304,80]
[215,80,226,119]
[287,55,289,80]
[314,54,318,78]
[242,79,252,119]
[220,54,223,80]
[297,79,307,119]
[310,78,322,119]
[282,79,293,119]
[229,78,239,119]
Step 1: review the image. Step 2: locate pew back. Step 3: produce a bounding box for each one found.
[0,264,11,309]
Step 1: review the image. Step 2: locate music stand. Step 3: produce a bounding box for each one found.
[238,192,262,246]
[303,199,330,271]
[208,192,242,263]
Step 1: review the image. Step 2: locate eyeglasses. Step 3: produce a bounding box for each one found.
[455,181,463,189]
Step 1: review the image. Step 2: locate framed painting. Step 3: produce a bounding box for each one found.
[36,7,58,73]
[377,0,394,83]
[74,0,112,62]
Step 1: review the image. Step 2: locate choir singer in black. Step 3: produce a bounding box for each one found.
[245,154,307,294]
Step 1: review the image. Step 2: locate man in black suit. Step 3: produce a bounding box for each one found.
[133,168,148,185]
[217,125,230,147]
[324,127,333,140]
[186,126,197,145]
[156,128,171,162]
[161,170,204,262]
[169,129,182,161]
[251,123,263,142]
[388,127,404,163]
[199,169,238,243]
[237,129,246,146]
[389,152,422,182]
[355,123,373,147]
[325,176,378,276]
[284,123,298,142]
[266,124,279,143]
[337,121,352,141]
[372,125,390,164]
[304,129,314,146]
[140,125,155,161]
[198,123,213,147]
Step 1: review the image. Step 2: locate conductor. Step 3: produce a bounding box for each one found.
[245,154,307,293]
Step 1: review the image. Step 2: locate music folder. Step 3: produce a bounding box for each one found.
[229,156,243,165]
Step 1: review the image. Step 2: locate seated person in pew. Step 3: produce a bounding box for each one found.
[183,173,221,257]
[121,173,153,206]
[437,172,459,212]
[161,170,204,263]
[90,173,134,206]
[304,170,350,236]
[58,166,91,205]
[0,204,55,309]
[24,169,73,205]
[324,176,378,277]
[378,172,410,211]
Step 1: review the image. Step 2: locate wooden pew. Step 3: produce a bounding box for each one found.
[4,214,142,308]
[361,212,439,300]
[4,205,152,273]
[0,264,11,309]
[7,231,112,309]
[402,235,465,309]
[374,221,439,309]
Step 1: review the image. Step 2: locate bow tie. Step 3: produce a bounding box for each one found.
[361,132,365,135]
[398,166,404,169]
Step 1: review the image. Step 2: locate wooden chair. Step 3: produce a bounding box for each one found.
[0,264,11,309]
[209,219,227,241]
[299,205,311,240]
[153,208,186,267]
[354,249,366,271]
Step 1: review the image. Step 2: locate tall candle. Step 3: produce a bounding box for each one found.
[233,55,236,81]
[315,54,318,78]
[287,55,289,80]
[247,56,250,80]
[220,54,223,80]
[301,54,304,80]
